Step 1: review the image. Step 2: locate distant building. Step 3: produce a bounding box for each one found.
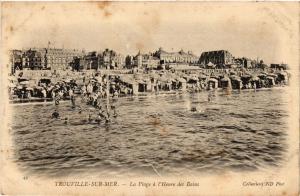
[234,57,254,68]
[9,50,23,74]
[153,48,198,64]
[199,50,233,67]
[270,63,288,70]
[80,51,99,70]
[134,51,160,70]
[43,48,84,70]
[22,49,43,70]
[98,49,125,69]
[114,53,125,69]
[125,55,134,69]
[14,47,85,71]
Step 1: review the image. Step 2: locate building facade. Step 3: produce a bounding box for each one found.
[44,48,84,70]
[80,51,99,70]
[10,48,85,72]
[134,52,160,69]
[125,55,134,69]
[234,57,254,68]
[270,63,288,70]
[199,50,234,66]
[77,49,125,70]
[22,49,43,70]
[9,50,23,74]
[153,48,198,64]
[98,49,125,69]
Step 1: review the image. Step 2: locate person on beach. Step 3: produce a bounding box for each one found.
[42,88,47,98]
[87,83,93,97]
[52,109,60,119]
[98,106,106,119]
[51,90,56,100]
[191,106,197,112]
[88,113,93,123]
[81,85,87,97]
[95,112,103,124]
[64,117,69,124]
[58,90,64,99]
[55,93,60,105]
[111,105,117,117]
[105,112,111,124]
[69,88,76,108]
[96,97,102,109]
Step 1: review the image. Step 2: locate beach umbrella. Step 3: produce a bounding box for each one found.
[207,62,216,68]
[8,76,18,81]
[230,71,236,75]
[36,86,44,90]
[268,73,277,78]
[198,75,207,80]
[221,77,230,82]
[257,74,266,79]
[8,83,16,88]
[189,75,198,81]
[90,78,98,82]
[20,81,29,85]
[64,78,72,83]
[230,75,241,81]
[208,78,218,83]
[241,74,251,79]
[177,78,186,83]
[251,76,260,81]
[261,71,268,75]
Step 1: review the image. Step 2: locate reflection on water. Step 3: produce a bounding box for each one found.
[9,89,288,177]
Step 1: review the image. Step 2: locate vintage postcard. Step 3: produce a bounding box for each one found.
[0,1,299,195]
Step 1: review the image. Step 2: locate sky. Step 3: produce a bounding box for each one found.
[1,2,299,65]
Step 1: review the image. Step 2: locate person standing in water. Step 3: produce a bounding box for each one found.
[52,109,60,119]
[110,104,117,117]
[69,88,75,108]
[88,113,93,123]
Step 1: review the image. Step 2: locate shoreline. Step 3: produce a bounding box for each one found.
[9,86,287,106]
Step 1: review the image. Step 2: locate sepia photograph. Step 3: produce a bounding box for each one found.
[0,1,299,195]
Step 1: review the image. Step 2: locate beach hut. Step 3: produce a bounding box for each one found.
[250,76,260,89]
[240,74,253,88]
[220,77,232,89]
[257,73,267,80]
[266,76,275,86]
[230,76,242,89]
[136,78,152,93]
[25,87,34,98]
[177,78,187,91]
[276,72,288,85]
[119,75,138,95]
[187,74,199,84]
[207,78,218,90]
[198,73,207,80]
[39,78,52,86]
[19,80,30,85]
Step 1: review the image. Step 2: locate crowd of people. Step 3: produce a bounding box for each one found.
[9,69,289,125]
[9,69,289,102]
[52,76,119,125]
